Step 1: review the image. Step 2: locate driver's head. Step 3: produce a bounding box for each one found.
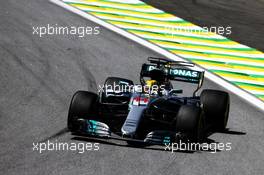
[145,80,158,94]
[146,80,158,87]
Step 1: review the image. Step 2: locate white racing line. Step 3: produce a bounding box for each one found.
[50,0,264,112]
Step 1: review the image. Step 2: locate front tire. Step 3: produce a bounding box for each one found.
[176,105,204,142]
[200,89,230,131]
[68,91,98,132]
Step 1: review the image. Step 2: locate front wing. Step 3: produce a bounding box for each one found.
[72,119,182,145]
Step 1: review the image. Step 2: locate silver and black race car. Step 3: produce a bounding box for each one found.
[67,57,230,145]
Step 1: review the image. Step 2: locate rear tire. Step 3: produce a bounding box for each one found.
[68,91,98,132]
[176,105,204,142]
[200,89,230,131]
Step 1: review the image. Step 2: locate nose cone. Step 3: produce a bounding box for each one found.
[121,106,146,137]
[121,119,137,136]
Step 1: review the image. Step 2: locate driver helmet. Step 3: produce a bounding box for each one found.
[145,80,158,94]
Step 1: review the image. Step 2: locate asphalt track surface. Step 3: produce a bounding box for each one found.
[0,0,264,175]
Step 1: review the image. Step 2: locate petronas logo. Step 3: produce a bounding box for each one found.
[170,69,198,78]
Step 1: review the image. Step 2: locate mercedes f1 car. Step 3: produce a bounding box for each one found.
[68,57,230,145]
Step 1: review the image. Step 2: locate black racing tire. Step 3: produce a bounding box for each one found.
[68,91,98,132]
[176,105,204,142]
[101,77,133,103]
[200,89,230,131]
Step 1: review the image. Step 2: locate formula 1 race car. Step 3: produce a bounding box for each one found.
[68,57,230,145]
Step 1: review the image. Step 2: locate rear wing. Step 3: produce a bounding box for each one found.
[140,57,205,96]
[141,63,203,84]
[148,57,195,68]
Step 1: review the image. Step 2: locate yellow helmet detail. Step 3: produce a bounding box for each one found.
[146,80,157,87]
